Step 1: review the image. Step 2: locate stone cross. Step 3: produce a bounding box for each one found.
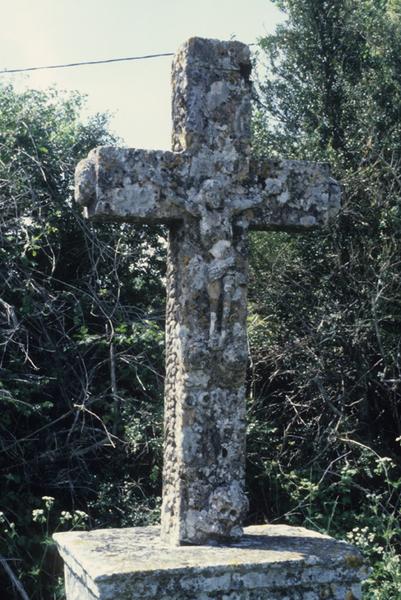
[75,37,340,547]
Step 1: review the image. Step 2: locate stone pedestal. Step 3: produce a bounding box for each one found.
[54,524,367,600]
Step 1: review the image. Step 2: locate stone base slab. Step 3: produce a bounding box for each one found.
[54,524,368,600]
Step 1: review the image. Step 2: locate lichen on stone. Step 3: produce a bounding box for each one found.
[74,37,341,547]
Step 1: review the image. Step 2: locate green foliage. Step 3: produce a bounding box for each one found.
[1,496,88,599]
[249,1,401,597]
[0,84,166,599]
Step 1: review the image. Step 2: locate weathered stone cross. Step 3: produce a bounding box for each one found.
[75,37,340,547]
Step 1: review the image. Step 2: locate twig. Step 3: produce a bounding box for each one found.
[0,555,30,600]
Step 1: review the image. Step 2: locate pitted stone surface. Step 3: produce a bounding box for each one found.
[54,524,367,600]
[74,37,341,546]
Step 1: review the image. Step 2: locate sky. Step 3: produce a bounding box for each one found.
[1,0,284,149]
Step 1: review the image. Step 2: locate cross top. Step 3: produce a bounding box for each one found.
[75,37,340,546]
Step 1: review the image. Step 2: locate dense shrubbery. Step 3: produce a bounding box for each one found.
[247,0,401,597]
[1,1,401,598]
[0,86,166,598]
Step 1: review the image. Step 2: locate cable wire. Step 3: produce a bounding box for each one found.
[0,52,175,75]
[0,43,257,76]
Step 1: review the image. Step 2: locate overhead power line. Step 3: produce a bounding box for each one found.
[0,52,175,75]
[0,43,257,76]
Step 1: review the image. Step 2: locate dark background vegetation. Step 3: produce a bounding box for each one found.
[1,1,401,598]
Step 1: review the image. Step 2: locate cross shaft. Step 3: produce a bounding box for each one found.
[75,37,340,546]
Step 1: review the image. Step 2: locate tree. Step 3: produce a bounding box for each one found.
[0,85,166,599]
[247,1,401,596]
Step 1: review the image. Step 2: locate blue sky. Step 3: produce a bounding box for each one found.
[2,0,283,148]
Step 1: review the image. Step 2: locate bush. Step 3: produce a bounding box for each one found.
[0,85,166,599]
[248,1,401,596]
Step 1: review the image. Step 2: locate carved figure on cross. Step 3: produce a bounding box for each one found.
[184,177,237,344]
[75,37,340,546]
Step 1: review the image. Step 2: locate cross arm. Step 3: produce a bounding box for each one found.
[239,158,341,230]
[75,146,190,223]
